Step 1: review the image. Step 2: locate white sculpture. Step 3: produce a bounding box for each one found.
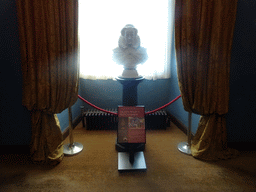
[112,24,148,78]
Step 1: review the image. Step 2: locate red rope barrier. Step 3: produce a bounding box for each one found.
[78,95,118,115]
[78,94,181,116]
[145,95,181,115]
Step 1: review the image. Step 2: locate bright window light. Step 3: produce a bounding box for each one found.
[79,0,174,80]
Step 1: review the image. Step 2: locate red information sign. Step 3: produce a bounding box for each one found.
[118,106,146,144]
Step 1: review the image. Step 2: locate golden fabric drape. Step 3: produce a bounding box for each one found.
[175,0,239,160]
[16,0,79,163]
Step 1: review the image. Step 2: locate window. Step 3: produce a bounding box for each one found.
[79,0,175,80]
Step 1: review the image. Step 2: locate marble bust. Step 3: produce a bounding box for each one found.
[112,24,148,78]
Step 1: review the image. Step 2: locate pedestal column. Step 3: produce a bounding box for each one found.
[116,77,144,106]
[116,77,145,153]
[116,76,146,171]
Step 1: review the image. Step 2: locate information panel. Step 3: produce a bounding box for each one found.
[118,106,146,144]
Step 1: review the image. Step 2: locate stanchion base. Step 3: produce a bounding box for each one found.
[118,151,146,172]
[177,142,192,155]
[63,142,83,156]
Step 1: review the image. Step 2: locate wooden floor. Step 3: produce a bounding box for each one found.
[1,122,256,192]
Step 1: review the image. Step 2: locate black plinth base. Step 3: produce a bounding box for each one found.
[116,77,144,106]
[115,140,145,152]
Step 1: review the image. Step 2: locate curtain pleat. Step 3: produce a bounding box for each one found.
[16,0,79,163]
[175,0,239,160]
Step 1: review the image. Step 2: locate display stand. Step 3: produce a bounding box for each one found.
[116,77,147,171]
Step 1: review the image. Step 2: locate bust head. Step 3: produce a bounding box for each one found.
[113,24,148,78]
[119,24,140,49]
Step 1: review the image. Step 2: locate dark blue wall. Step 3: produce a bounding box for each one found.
[57,78,172,133]
[0,0,31,145]
[79,78,171,111]
[226,0,256,143]
[57,89,83,132]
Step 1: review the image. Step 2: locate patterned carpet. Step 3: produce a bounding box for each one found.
[1,122,256,192]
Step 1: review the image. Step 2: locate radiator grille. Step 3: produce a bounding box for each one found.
[82,108,169,130]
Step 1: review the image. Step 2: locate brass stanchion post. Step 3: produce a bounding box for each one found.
[63,107,83,156]
[177,112,192,155]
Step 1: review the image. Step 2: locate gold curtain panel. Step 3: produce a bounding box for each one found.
[175,0,239,160]
[16,0,80,163]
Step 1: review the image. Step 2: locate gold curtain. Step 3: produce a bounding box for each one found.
[175,0,239,160]
[16,0,79,163]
